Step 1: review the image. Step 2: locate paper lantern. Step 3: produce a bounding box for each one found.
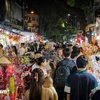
[17,36,20,40]
[14,37,19,42]
[7,65,14,74]
[11,37,15,41]
[9,77,14,93]
[85,25,89,32]
[92,37,96,44]
[3,34,7,38]
[15,39,19,43]
[9,36,13,39]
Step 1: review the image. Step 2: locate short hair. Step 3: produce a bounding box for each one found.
[63,48,71,57]
[57,48,62,52]
[72,46,80,53]
[21,43,25,46]
[36,56,46,66]
[76,55,88,68]
[71,50,80,59]
[67,44,73,47]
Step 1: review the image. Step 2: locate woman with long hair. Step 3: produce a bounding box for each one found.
[27,68,54,100]
[36,56,48,77]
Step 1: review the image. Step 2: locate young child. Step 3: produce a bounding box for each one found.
[43,77,58,100]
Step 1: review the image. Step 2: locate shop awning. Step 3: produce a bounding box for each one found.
[19,32,36,36]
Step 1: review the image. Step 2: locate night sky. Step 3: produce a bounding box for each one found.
[26,0,94,14]
[26,0,59,13]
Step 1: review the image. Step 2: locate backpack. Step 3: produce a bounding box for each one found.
[54,58,74,87]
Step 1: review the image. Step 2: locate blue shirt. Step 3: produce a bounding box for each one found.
[64,69,98,100]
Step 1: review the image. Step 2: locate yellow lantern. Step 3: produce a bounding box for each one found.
[11,37,15,41]
[9,76,14,93]
[3,34,7,38]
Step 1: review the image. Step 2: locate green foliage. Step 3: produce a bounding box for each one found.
[47,28,62,41]
[66,0,94,24]
[67,0,75,7]
[40,0,93,40]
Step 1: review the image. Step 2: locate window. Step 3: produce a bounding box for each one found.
[32,17,35,21]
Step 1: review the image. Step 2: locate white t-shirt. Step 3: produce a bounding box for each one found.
[32,63,39,71]
[19,47,26,56]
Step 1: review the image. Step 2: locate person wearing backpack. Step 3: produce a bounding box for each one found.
[54,48,76,100]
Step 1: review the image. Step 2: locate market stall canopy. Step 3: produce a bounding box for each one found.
[19,32,36,36]
[0,56,12,64]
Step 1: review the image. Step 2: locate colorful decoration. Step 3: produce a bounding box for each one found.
[6,56,29,65]
[9,36,13,39]
[11,37,15,41]
[9,76,14,93]
[38,37,42,42]
[20,56,29,65]
[92,37,96,44]
[15,87,18,100]
[7,65,14,76]
[0,75,7,90]
[3,34,8,38]
[85,25,89,32]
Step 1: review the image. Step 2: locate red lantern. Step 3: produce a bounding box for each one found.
[7,65,14,75]
[9,36,13,39]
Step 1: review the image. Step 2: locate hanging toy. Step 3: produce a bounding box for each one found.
[9,76,15,94]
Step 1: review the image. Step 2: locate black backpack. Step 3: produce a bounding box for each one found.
[54,58,74,87]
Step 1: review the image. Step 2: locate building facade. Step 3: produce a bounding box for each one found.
[24,12,39,32]
[5,0,23,30]
[0,0,6,22]
[0,0,24,31]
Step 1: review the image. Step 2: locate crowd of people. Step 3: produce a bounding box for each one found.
[0,40,100,100]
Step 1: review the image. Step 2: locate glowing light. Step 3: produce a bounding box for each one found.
[61,23,65,27]
[6,31,10,35]
[31,11,34,14]
[68,14,70,16]
[70,39,73,42]
[96,36,100,40]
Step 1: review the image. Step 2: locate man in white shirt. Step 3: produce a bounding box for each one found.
[19,43,26,56]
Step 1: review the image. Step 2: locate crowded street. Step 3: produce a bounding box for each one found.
[0,0,100,100]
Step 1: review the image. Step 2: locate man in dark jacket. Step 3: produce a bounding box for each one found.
[54,48,76,100]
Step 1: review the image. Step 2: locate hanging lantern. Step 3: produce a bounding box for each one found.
[7,65,14,76]
[11,37,15,41]
[15,39,18,43]
[3,34,7,38]
[9,76,15,94]
[9,36,13,39]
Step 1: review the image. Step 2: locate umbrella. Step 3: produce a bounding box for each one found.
[0,56,12,64]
